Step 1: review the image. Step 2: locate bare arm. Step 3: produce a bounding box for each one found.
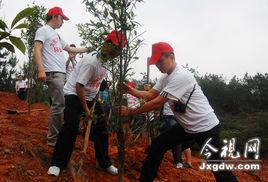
[121,95,167,116]
[64,45,92,53]
[76,83,91,116]
[33,41,46,82]
[128,86,159,102]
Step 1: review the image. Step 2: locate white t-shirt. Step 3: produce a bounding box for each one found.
[34,25,68,73]
[153,65,219,133]
[126,94,140,108]
[66,59,77,81]
[15,80,27,92]
[163,102,174,116]
[64,52,107,101]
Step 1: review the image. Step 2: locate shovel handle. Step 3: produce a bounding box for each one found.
[81,101,97,154]
[82,118,92,154]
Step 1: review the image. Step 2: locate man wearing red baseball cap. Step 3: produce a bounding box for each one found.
[47,7,69,21]
[119,42,237,182]
[34,6,90,148]
[48,31,126,177]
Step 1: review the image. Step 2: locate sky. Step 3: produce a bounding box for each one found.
[1,0,268,81]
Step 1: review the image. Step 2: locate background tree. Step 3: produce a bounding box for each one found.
[78,0,144,181]
[0,52,18,91]
[21,4,48,108]
[0,7,34,54]
[0,6,33,92]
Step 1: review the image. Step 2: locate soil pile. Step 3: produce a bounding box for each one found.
[0,92,267,181]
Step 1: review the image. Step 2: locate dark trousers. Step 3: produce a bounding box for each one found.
[17,88,27,100]
[161,115,193,164]
[51,95,112,169]
[139,124,237,182]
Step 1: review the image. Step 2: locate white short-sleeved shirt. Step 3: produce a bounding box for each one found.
[163,102,174,116]
[153,65,219,133]
[126,94,140,108]
[34,25,68,73]
[63,52,107,101]
[66,59,77,81]
[15,80,27,92]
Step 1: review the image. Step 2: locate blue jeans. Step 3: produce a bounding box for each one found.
[46,72,66,146]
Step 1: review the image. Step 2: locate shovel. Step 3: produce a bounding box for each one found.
[6,108,44,114]
[69,101,97,182]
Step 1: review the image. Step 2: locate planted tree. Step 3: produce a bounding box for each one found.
[78,0,144,181]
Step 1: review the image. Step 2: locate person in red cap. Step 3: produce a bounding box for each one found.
[48,30,126,177]
[119,42,237,182]
[33,7,91,147]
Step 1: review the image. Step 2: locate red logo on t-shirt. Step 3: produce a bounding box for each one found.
[88,70,106,89]
[50,37,63,53]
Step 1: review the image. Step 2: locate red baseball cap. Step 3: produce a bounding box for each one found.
[148,42,174,65]
[105,30,126,48]
[47,7,69,21]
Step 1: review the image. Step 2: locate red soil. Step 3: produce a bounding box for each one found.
[0,91,267,182]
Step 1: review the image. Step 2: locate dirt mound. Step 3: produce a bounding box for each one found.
[0,91,267,181]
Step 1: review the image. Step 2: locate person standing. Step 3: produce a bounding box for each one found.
[15,75,27,100]
[47,30,126,177]
[33,7,90,147]
[66,44,77,81]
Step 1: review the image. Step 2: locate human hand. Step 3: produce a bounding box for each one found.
[117,82,131,94]
[37,70,46,82]
[85,108,92,120]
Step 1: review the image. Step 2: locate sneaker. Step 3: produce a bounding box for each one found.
[183,162,192,168]
[105,165,118,175]
[176,162,183,169]
[47,166,60,176]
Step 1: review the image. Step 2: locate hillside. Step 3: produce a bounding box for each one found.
[0,92,267,182]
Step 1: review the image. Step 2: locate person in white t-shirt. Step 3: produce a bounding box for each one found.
[33,7,90,147]
[66,44,78,81]
[125,81,140,108]
[47,30,126,177]
[15,75,27,100]
[120,42,237,182]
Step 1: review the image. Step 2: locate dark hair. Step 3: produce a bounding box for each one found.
[99,80,108,91]
[46,14,60,22]
[162,52,175,60]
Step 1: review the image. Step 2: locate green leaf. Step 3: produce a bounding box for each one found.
[104,8,108,18]
[0,42,15,52]
[0,19,8,30]
[9,36,26,54]
[11,7,34,29]
[13,23,29,30]
[0,32,10,40]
